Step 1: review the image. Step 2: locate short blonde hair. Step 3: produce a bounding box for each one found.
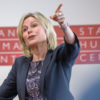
[17,12,57,57]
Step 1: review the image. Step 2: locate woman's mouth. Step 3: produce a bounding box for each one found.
[28,35,36,40]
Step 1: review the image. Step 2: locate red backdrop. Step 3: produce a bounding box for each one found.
[0,25,100,65]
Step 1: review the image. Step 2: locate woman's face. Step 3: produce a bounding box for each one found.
[22,16,47,48]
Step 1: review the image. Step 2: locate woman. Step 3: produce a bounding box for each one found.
[0,4,80,100]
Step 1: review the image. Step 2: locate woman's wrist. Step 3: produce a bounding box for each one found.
[60,21,75,44]
[60,22,70,31]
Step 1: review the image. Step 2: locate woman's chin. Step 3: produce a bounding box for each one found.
[28,42,37,48]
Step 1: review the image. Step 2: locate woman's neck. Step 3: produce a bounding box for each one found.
[31,42,48,62]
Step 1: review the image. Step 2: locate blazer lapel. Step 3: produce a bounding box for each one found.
[20,57,32,100]
[40,50,53,97]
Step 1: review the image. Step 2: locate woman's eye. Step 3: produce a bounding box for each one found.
[32,24,38,27]
[23,28,27,32]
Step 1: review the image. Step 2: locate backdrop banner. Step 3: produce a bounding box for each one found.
[0,25,100,65]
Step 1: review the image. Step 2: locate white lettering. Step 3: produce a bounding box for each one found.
[96,27,100,35]
[80,27,85,35]
[98,54,100,61]
[90,54,95,62]
[90,40,97,48]
[13,42,21,50]
[88,27,94,35]
[8,29,16,37]
[1,42,21,51]
[11,55,16,63]
[80,54,87,62]
[80,41,87,48]
[0,30,5,37]
[0,56,8,63]
[3,43,10,50]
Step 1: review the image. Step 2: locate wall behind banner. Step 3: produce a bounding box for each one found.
[0,0,100,100]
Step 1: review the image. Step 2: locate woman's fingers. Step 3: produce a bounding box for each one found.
[55,4,63,13]
[50,3,65,25]
[50,3,63,19]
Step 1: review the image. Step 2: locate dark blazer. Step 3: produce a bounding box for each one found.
[0,35,80,100]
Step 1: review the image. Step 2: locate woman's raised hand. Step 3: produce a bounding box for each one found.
[50,4,66,26]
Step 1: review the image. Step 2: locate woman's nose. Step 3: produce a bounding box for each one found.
[28,28,32,34]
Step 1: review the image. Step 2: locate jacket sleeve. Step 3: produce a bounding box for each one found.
[57,33,80,65]
[0,59,18,100]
